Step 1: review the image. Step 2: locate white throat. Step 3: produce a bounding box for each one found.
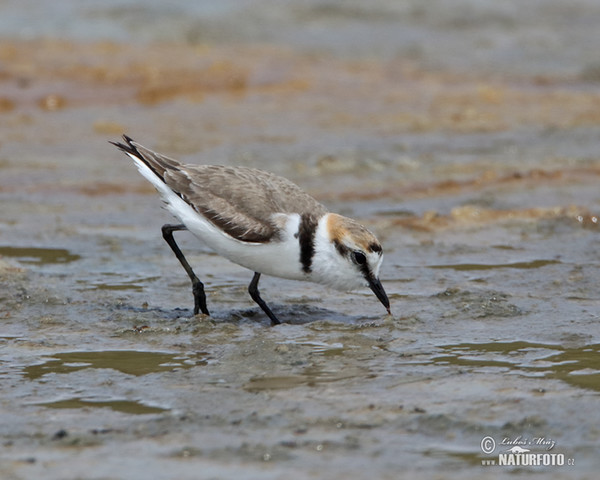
[310,214,368,291]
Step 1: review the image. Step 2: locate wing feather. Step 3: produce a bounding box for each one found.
[165,164,327,243]
[114,137,327,243]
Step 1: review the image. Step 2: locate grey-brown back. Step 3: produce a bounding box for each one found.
[121,138,328,243]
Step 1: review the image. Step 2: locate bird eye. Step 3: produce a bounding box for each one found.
[352,251,367,265]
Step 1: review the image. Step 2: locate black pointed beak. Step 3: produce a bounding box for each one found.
[368,276,391,315]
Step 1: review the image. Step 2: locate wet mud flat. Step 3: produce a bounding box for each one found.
[2,210,600,480]
[2,3,600,479]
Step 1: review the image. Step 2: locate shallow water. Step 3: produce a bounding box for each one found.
[24,350,207,379]
[0,246,81,265]
[1,1,600,479]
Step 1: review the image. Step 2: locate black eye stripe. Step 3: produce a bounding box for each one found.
[335,243,372,273]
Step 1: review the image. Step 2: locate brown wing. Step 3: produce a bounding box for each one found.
[165,164,328,243]
[114,137,327,243]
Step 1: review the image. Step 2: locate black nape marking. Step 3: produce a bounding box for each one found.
[298,213,319,273]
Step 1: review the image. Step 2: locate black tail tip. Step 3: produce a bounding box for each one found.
[122,134,134,144]
[109,134,137,155]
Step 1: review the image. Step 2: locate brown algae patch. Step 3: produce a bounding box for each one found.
[36,398,167,415]
[0,40,308,110]
[24,350,208,380]
[3,39,600,135]
[78,275,161,292]
[429,259,561,271]
[433,342,600,392]
[327,167,600,204]
[0,246,81,265]
[391,205,600,232]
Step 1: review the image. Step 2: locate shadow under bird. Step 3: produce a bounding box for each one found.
[111,135,390,325]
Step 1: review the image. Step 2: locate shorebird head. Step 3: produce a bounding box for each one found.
[313,213,390,314]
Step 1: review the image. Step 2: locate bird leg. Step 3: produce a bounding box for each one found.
[248,272,280,325]
[161,224,209,316]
